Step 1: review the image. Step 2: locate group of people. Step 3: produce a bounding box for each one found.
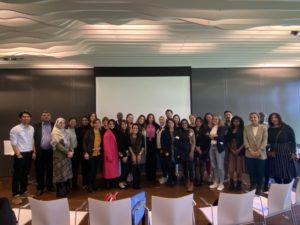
[9,109,297,201]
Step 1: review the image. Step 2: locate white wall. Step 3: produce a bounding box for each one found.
[96,76,191,121]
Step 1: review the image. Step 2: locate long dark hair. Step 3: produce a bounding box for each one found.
[131,123,142,144]
[229,116,244,131]
[146,113,156,125]
[268,112,283,127]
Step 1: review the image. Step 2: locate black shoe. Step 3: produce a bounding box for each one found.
[36,190,43,196]
[236,181,242,191]
[85,186,93,193]
[263,185,269,192]
[229,179,235,190]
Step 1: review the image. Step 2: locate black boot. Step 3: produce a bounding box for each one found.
[229,179,235,190]
[236,180,242,191]
[133,165,141,189]
[56,182,67,197]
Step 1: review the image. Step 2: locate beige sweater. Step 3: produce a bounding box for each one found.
[243,124,268,160]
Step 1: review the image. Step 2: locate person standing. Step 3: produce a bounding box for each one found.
[161,119,180,187]
[189,114,197,129]
[103,120,119,188]
[117,120,131,189]
[67,117,79,190]
[83,119,102,192]
[116,112,123,128]
[267,113,297,184]
[224,111,233,131]
[76,116,90,188]
[129,124,145,189]
[208,115,226,191]
[179,119,196,192]
[194,117,209,186]
[145,113,159,181]
[10,111,36,203]
[226,116,245,191]
[34,111,54,196]
[244,112,268,195]
[157,116,167,184]
[51,118,74,197]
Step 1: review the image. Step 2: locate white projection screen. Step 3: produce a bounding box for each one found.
[96,76,191,120]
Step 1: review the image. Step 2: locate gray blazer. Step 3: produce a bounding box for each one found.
[243,124,268,160]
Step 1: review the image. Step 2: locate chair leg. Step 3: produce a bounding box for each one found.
[291,207,297,225]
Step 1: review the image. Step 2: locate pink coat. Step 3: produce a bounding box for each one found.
[103,129,119,179]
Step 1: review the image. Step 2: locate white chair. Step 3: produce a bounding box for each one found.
[12,208,31,225]
[253,180,294,224]
[199,190,255,225]
[147,194,195,225]
[291,178,300,224]
[88,197,132,225]
[28,197,87,225]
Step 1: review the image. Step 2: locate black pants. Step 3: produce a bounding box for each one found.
[87,156,100,188]
[165,156,176,185]
[146,139,157,181]
[182,160,194,182]
[71,148,82,188]
[264,158,270,188]
[132,164,142,188]
[120,157,130,183]
[246,157,265,191]
[158,149,167,177]
[35,149,53,191]
[81,157,89,186]
[12,152,32,196]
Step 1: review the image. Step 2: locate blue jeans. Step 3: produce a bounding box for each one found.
[209,144,225,183]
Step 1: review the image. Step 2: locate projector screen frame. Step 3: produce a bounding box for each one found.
[94,67,192,119]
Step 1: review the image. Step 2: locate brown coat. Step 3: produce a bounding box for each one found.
[243,124,268,160]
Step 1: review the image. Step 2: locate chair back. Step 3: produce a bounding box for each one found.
[152,194,194,225]
[88,197,131,225]
[218,190,255,225]
[268,180,294,215]
[131,192,146,225]
[294,178,300,204]
[28,197,70,225]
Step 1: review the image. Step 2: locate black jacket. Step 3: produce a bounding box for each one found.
[209,126,226,153]
[34,122,54,153]
[83,128,103,156]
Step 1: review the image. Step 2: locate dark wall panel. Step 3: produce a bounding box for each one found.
[191,68,300,142]
[0,69,95,176]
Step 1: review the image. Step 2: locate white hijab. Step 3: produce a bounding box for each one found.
[51,118,70,149]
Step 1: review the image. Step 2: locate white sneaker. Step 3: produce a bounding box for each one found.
[127,173,133,182]
[158,177,167,184]
[209,182,218,189]
[217,184,224,191]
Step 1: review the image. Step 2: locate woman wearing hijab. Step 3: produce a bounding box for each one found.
[103,119,119,188]
[51,118,74,197]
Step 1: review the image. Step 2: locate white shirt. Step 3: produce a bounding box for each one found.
[10,124,34,152]
[210,125,218,145]
[67,128,78,149]
[252,126,258,137]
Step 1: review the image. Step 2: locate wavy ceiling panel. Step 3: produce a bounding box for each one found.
[1,0,300,68]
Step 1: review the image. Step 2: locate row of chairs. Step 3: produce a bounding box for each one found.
[13,179,300,225]
[201,179,300,225]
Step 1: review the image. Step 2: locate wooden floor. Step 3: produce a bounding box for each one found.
[0,176,298,225]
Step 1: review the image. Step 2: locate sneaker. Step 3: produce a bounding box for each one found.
[118,182,126,189]
[127,173,133,183]
[217,184,224,191]
[209,182,218,189]
[158,177,167,184]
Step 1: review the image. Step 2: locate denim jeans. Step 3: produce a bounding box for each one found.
[209,144,225,183]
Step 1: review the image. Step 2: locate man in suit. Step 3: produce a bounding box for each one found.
[34,111,54,195]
